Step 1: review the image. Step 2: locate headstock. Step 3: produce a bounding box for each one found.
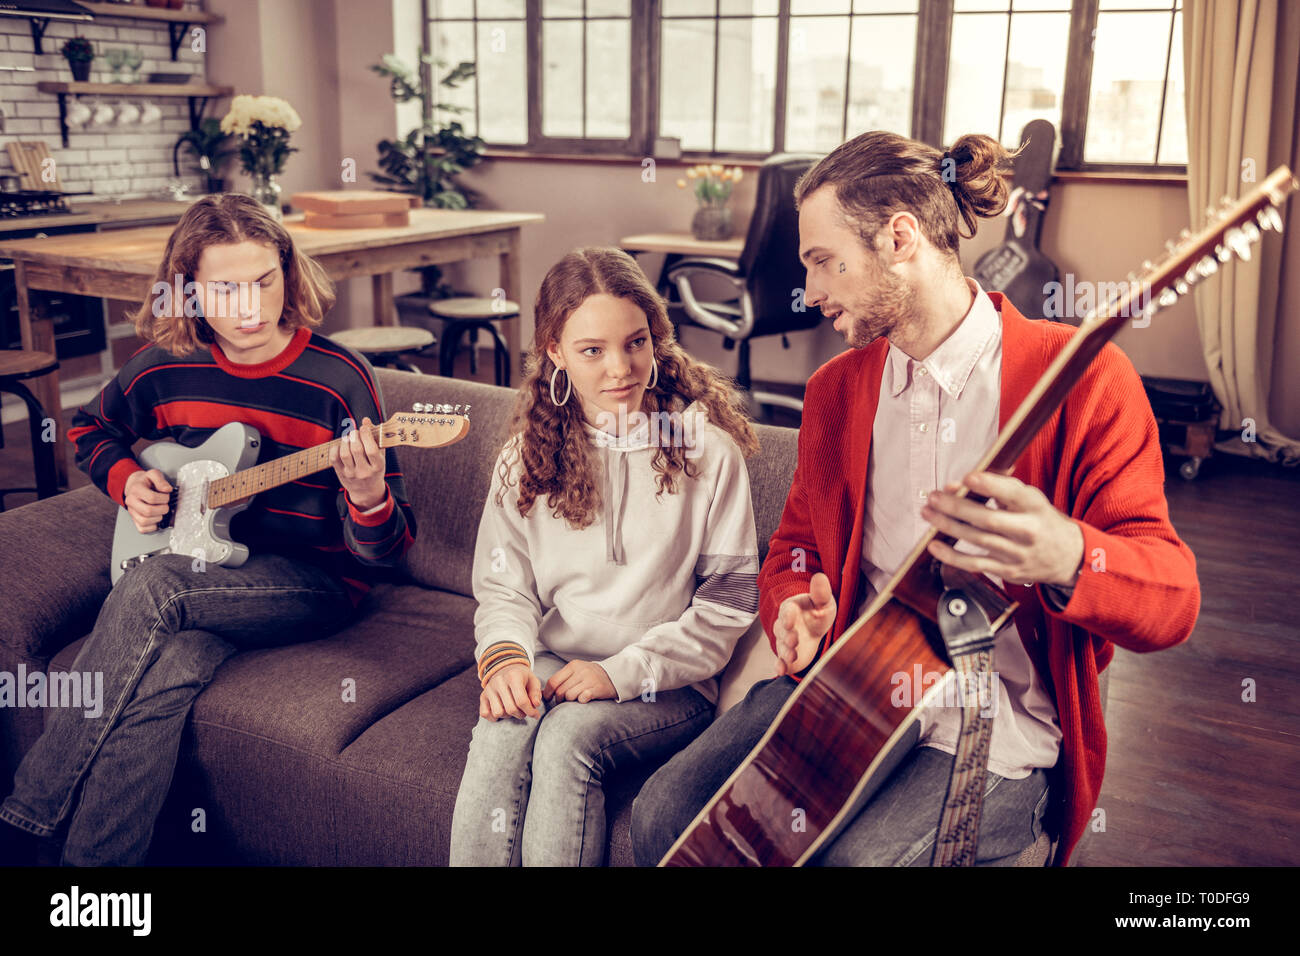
[378,403,471,449]
[1084,165,1297,331]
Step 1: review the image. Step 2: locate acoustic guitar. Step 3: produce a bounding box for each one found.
[110,403,469,584]
[660,166,1298,866]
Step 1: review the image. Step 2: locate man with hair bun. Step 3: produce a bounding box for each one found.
[632,130,1199,867]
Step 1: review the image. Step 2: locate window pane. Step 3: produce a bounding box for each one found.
[430,0,473,18]
[478,20,527,143]
[846,14,915,137]
[855,1,918,11]
[792,1,851,13]
[1084,11,1176,163]
[1000,11,1068,146]
[542,19,583,137]
[1011,0,1069,9]
[542,0,583,14]
[663,0,717,15]
[659,17,717,150]
[1156,10,1187,164]
[588,0,631,16]
[720,0,779,14]
[943,13,1008,145]
[478,0,524,16]
[786,16,850,150]
[954,0,1009,10]
[587,18,630,137]
[715,15,777,151]
[430,20,477,134]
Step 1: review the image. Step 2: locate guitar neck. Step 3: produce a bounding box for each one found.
[208,423,383,508]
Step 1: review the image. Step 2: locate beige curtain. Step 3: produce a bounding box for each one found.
[1184,0,1300,464]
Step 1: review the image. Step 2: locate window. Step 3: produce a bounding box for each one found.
[421,0,1187,171]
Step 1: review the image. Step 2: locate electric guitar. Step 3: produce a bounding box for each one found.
[110,403,469,584]
[660,166,1298,866]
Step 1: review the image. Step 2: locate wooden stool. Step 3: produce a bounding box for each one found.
[428,296,520,387]
[0,349,60,510]
[329,326,436,374]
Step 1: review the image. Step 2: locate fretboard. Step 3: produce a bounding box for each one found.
[207,424,382,508]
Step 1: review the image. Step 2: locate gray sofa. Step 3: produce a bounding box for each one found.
[0,371,799,865]
[0,369,1094,865]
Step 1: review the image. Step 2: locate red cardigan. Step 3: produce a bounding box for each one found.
[756,292,1200,866]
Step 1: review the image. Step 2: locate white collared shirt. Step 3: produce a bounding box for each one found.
[857,278,1062,779]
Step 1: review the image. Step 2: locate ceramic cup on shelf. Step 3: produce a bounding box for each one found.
[91,101,116,126]
[116,101,140,125]
[139,100,162,125]
[66,99,92,127]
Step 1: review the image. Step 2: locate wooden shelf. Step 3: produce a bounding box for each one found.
[76,2,224,25]
[38,81,232,98]
[37,81,234,147]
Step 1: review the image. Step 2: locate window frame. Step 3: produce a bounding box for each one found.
[420,0,1188,174]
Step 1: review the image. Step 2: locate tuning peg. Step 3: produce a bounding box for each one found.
[1158,288,1179,307]
[1141,259,1154,273]
[1173,277,1190,295]
[1196,255,1218,277]
[1258,204,1283,232]
[1224,227,1252,262]
[1242,221,1261,244]
[1178,228,1192,242]
[1219,195,1234,208]
[1215,243,1232,263]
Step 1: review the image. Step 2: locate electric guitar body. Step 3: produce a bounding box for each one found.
[109,404,470,584]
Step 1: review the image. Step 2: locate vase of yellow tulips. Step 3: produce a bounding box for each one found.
[677,163,743,241]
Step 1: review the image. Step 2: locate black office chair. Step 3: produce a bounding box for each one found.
[666,153,824,421]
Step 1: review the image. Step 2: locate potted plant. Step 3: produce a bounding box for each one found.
[218,94,302,221]
[370,51,486,301]
[173,118,238,194]
[61,37,94,83]
[677,164,744,240]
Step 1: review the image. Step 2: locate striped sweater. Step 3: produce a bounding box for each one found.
[68,325,416,604]
[757,292,1200,866]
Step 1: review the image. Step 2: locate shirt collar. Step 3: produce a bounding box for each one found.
[886,277,998,399]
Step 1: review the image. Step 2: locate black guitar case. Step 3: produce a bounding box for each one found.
[972,119,1060,320]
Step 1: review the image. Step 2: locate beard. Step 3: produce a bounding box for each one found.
[843,255,920,350]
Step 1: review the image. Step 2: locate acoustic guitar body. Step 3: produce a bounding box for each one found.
[663,596,955,867]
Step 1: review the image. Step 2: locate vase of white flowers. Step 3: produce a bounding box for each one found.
[220,94,302,222]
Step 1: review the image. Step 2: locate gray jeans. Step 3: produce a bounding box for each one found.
[632,675,1052,866]
[0,551,354,865]
[450,650,714,866]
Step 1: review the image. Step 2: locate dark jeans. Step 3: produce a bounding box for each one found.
[0,552,354,865]
[631,676,1051,866]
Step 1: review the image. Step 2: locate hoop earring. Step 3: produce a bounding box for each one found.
[550,366,571,406]
[647,356,658,391]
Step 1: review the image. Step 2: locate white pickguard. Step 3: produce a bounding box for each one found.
[168,458,233,565]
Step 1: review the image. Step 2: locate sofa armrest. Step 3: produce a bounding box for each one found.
[0,485,116,664]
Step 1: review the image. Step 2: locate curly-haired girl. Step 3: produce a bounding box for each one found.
[449,245,760,866]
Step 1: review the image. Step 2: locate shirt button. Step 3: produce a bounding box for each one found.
[917,367,928,376]
[919,490,928,500]
[918,423,929,433]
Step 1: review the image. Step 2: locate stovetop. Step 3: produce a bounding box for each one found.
[0,189,95,219]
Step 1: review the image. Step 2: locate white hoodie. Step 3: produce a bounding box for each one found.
[471,402,759,705]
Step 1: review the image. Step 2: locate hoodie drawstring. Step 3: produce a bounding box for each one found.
[603,446,629,565]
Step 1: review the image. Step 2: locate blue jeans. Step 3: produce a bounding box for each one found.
[631,676,1051,866]
[450,650,714,866]
[0,551,354,865]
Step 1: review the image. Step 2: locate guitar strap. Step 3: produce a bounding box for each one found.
[929,581,1000,867]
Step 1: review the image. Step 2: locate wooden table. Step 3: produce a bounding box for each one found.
[0,207,544,486]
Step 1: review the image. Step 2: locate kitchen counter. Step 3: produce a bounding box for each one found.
[0,197,201,233]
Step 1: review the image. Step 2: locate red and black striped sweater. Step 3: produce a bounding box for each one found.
[68,325,416,605]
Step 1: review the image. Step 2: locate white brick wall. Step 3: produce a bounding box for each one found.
[0,1,222,201]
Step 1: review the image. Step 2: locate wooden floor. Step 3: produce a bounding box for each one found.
[1,366,1296,866]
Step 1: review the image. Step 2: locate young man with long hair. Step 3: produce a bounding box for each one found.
[0,194,416,865]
